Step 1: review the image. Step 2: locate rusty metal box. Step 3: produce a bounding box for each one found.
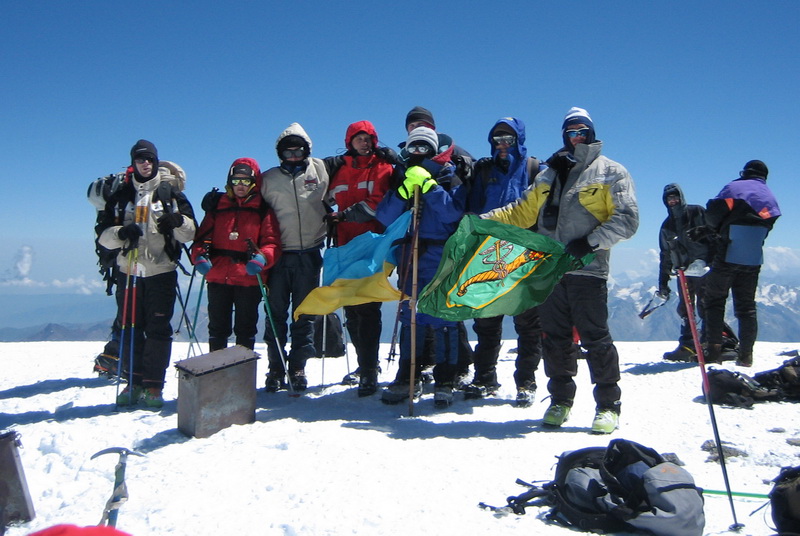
[174,346,259,438]
[0,430,35,528]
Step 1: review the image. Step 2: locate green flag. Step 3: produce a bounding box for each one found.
[417,215,592,321]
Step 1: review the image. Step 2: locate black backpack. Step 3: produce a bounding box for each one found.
[754,356,800,401]
[706,367,782,407]
[484,439,705,536]
[770,465,800,534]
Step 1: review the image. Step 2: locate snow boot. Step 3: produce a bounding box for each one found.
[94,353,120,378]
[289,370,308,392]
[542,403,571,428]
[265,372,287,393]
[380,380,421,405]
[341,370,360,386]
[515,384,536,408]
[357,369,379,397]
[142,387,164,409]
[663,345,697,362]
[591,409,620,434]
[116,384,143,406]
[434,384,454,408]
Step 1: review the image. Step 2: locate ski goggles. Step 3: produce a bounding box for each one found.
[281,147,305,160]
[406,143,433,155]
[134,157,154,164]
[565,128,591,139]
[230,178,253,186]
[491,134,516,146]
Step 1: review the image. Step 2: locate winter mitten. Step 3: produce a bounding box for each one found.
[157,213,183,233]
[246,254,266,275]
[195,256,212,275]
[117,223,143,242]
[398,166,436,200]
[565,236,594,259]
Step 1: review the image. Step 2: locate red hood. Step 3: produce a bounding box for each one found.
[345,120,378,150]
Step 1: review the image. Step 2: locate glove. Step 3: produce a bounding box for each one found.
[246,254,266,275]
[194,256,212,275]
[324,211,345,224]
[157,213,183,233]
[565,236,594,259]
[374,146,400,165]
[117,223,143,242]
[398,166,436,200]
[657,282,671,300]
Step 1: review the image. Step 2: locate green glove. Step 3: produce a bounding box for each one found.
[398,166,436,200]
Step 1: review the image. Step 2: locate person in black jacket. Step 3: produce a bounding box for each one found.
[657,183,711,362]
[697,160,781,367]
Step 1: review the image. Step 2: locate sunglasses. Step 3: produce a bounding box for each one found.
[281,147,305,159]
[492,134,516,146]
[565,128,591,139]
[230,178,253,186]
[406,144,433,155]
[134,157,154,164]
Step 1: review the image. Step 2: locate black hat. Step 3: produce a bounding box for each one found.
[277,135,310,160]
[130,139,158,165]
[405,106,435,130]
[741,160,768,179]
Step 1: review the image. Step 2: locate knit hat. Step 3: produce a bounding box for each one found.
[561,107,596,149]
[129,139,159,180]
[741,160,768,179]
[406,127,438,155]
[405,106,436,130]
[228,163,255,181]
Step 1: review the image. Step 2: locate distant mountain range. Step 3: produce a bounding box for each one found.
[1,278,798,343]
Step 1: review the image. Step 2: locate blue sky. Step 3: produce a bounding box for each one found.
[1,1,797,295]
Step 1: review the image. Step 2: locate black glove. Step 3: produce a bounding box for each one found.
[157,213,183,233]
[565,236,594,259]
[545,149,577,177]
[117,223,143,242]
[687,225,716,243]
[374,146,400,165]
[324,211,345,224]
[658,282,671,300]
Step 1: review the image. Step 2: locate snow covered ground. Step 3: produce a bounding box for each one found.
[2,340,799,536]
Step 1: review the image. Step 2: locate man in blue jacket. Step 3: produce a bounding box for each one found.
[699,160,781,367]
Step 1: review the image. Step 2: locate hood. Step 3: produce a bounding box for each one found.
[226,156,262,198]
[662,183,686,209]
[489,117,527,164]
[275,122,313,155]
[345,120,378,151]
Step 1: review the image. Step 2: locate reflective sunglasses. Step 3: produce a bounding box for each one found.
[230,178,253,186]
[406,143,433,155]
[492,134,516,146]
[565,128,591,139]
[281,147,305,159]
[134,157,154,164]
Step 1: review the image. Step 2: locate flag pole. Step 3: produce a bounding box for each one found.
[677,268,743,532]
[408,185,422,417]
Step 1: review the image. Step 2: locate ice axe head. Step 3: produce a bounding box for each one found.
[91,447,145,461]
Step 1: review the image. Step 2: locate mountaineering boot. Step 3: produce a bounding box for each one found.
[94,353,120,378]
[591,409,620,434]
[736,352,753,368]
[663,345,697,362]
[142,387,164,409]
[116,384,144,406]
[357,369,379,397]
[341,370,360,386]
[453,369,471,391]
[434,385,454,408]
[542,403,571,427]
[265,372,287,393]
[289,370,308,392]
[380,380,422,405]
[705,343,723,364]
[463,371,500,400]
[515,384,537,408]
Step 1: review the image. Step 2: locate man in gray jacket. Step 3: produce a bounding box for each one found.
[483,108,639,433]
[260,123,329,392]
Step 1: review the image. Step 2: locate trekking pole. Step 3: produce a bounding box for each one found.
[408,185,422,417]
[386,216,416,372]
[127,250,139,401]
[187,276,206,358]
[115,251,135,408]
[175,284,201,357]
[255,271,295,396]
[678,268,743,531]
[174,264,197,335]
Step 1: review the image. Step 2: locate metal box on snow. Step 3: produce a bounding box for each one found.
[174,346,259,438]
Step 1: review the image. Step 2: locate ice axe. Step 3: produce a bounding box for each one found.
[91,447,145,527]
[638,291,668,319]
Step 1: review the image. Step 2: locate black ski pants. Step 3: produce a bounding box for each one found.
[471,306,542,389]
[703,261,760,357]
[539,274,621,412]
[115,270,177,390]
[344,301,382,372]
[207,282,262,351]
[677,275,707,348]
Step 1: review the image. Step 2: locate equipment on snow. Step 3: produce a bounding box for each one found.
[638,291,668,319]
[480,438,705,536]
[91,447,145,528]
[770,464,800,534]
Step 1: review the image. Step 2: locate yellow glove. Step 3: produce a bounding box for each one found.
[398,166,436,200]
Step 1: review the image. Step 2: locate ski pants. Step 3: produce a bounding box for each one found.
[115,270,177,390]
[344,301,382,372]
[677,275,707,348]
[471,306,542,389]
[207,282,262,351]
[396,308,459,386]
[263,250,322,374]
[539,274,621,412]
[703,261,760,357]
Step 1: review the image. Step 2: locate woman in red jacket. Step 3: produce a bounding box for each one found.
[191,158,281,351]
[325,121,395,396]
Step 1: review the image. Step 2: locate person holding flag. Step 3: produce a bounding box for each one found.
[481,108,638,433]
[464,117,545,407]
[377,127,467,407]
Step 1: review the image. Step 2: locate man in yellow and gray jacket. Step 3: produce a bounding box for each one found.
[482,107,638,433]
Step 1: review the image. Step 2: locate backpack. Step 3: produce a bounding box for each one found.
[706,367,781,407]
[754,356,800,400]
[487,439,705,536]
[87,171,128,295]
[770,465,800,534]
